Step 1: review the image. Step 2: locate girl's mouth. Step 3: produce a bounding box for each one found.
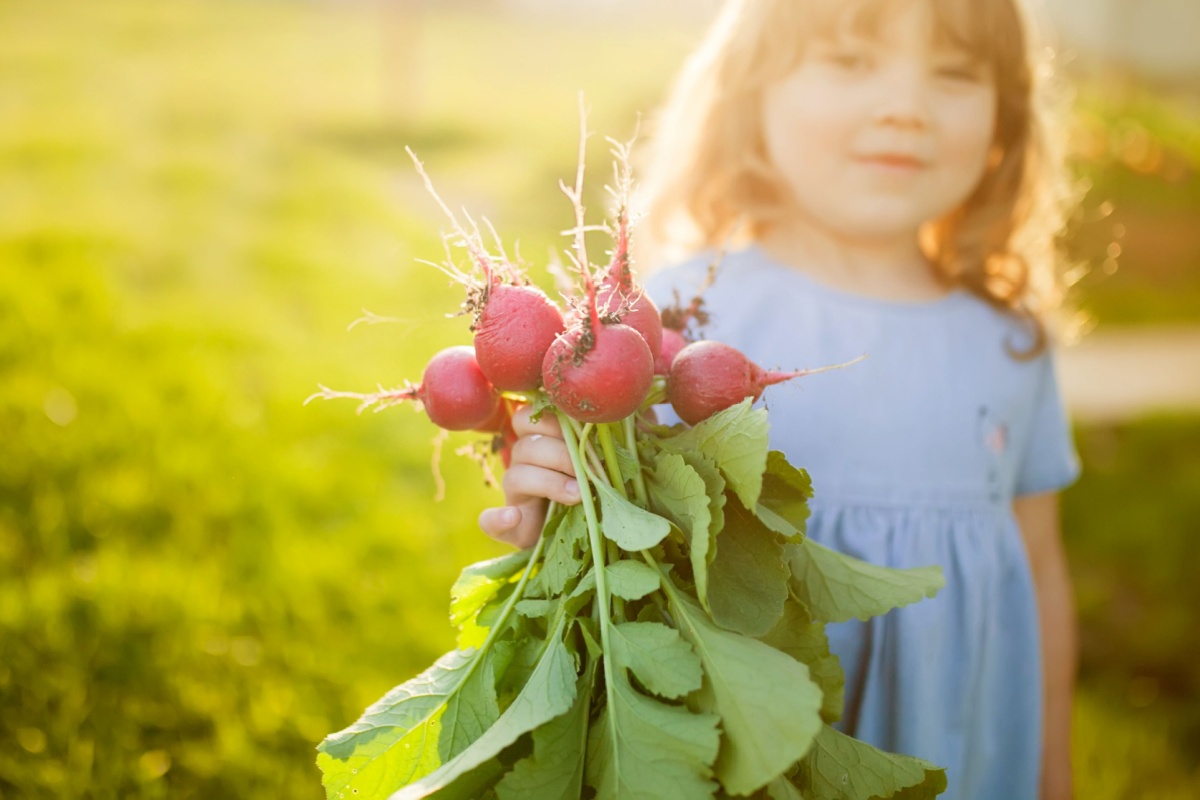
[855,153,929,170]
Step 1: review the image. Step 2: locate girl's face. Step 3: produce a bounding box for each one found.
[760,0,998,241]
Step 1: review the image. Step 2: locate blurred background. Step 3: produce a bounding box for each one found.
[1,0,1197,797]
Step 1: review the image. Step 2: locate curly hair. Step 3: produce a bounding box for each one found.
[635,0,1081,356]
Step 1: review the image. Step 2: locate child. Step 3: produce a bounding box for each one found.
[479,0,1081,798]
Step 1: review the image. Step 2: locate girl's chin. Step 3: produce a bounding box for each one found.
[822,213,930,241]
[831,201,957,237]
[774,199,948,243]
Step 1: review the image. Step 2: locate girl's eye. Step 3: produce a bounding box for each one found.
[936,62,984,82]
[825,50,873,71]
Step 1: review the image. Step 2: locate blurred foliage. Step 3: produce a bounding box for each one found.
[0,0,1197,797]
[1063,415,1200,799]
[1066,83,1200,326]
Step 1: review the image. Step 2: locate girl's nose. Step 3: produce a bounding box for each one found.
[872,66,930,130]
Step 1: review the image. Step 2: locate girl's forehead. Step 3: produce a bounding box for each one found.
[804,0,992,54]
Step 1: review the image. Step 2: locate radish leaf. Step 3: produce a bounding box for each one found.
[645,451,714,605]
[593,480,671,551]
[755,451,813,542]
[450,549,531,628]
[786,540,945,624]
[766,774,808,800]
[440,646,504,760]
[681,450,727,610]
[317,649,479,798]
[527,505,586,598]
[514,598,556,619]
[604,560,661,601]
[794,724,948,799]
[669,592,823,796]
[609,621,703,700]
[584,667,720,799]
[659,399,769,510]
[391,623,578,800]
[611,438,642,486]
[760,600,845,724]
[706,496,789,638]
[495,664,596,800]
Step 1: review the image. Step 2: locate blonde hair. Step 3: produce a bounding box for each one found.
[635,0,1080,355]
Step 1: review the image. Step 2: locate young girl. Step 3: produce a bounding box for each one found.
[479,0,1081,798]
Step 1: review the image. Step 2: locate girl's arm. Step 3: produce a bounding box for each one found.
[1013,491,1077,800]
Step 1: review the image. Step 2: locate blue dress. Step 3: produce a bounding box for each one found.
[644,244,1081,800]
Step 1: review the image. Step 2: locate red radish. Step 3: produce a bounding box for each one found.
[597,281,662,362]
[539,119,655,423]
[667,340,863,425]
[418,346,501,430]
[406,147,565,392]
[543,322,654,423]
[654,327,689,376]
[542,255,654,424]
[593,135,662,361]
[306,346,500,432]
[474,283,565,391]
[472,396,513,435]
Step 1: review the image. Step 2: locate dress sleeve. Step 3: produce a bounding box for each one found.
[1014,350,1082,496]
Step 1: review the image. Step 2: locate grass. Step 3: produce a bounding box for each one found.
[1063,416,1200,798]
[1,0,1197,797]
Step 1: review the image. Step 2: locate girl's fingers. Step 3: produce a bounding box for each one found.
[478,505,519,537]
[502,464,580,507]
[509,433,576,477]
[478,505,536,548]
[478,500,550,550]
[483,405,581,550]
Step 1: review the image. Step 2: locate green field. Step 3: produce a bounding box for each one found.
[2,1,1198,797]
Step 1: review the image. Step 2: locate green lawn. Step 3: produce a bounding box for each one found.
[1063,417,1200,798]
[1,1,1197,797]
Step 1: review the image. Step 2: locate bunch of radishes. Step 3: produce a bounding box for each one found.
[309,131,852,447]
[312,112,945,800]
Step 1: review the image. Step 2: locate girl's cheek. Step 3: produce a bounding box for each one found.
[940,93,997,171]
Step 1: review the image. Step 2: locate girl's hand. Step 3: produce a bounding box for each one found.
[478,405,579,549]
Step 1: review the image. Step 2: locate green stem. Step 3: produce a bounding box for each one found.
[569,420,627,621]
[622,415,649,507]
[556,410,617,692]
[596,423,628,500]
[593,424,628,595]
[583,436,607,485]
[468,512,551,666]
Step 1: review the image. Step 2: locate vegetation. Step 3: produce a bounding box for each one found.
[1,0,1197,797]
[1063,416,1200,798]
[1067,83,1200,326]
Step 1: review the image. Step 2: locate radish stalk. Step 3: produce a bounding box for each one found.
[556,410,618,694]
[575,419,627,621]
[597,422,628,500]
[622,415,649,508]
